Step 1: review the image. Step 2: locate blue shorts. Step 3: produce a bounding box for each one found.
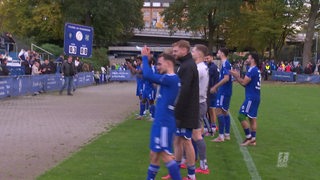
[209,94,217,108]
[143,88,156,100]
[175,128,193,140]
[239,98,260,118]
[150,123,175,154]
[216,94,231,111]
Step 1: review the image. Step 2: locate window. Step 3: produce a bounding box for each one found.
[143,2,151,7]
[152,2,161,7]
[163,3,170,7]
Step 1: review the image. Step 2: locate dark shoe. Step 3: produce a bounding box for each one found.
[67,93,73,96]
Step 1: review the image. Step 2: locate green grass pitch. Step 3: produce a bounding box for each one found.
[37,83,320,180]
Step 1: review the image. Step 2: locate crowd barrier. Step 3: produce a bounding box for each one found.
[0,72,94,99]
[296,74,320,84]
[271,71,294,82]
[271,70,320,84]
[109,70,135,81]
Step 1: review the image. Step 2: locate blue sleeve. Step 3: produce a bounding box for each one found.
[222,63,231,76]
[142,56,170,86]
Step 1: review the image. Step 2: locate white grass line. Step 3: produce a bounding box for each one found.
[229,114,261,180]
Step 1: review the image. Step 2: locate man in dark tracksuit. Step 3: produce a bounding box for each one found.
[59,56,76,96]
[173,40,199,180]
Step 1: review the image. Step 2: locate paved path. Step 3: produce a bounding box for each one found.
[0,82,137,180]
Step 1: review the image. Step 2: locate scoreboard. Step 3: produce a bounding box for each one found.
[64,23,93,58]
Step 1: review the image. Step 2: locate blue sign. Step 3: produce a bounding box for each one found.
[271,71,294,82]
[296,74,320,84]
[109,70,135,81]
[64,23,94,58]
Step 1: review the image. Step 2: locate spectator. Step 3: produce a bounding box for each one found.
[101,65,107,83]
[293,63,303,74]
[40,59,54,74]
[304,63,313,75]
[75,57,83,73]
[94,71,100,85]
[264,62,271,80]
[0,58,10,76]
[285,63,292,72]
[59,56,76,96]
[32,61,42,75]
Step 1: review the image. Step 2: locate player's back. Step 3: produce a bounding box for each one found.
[245,66,261,99]
[155,74,180,125]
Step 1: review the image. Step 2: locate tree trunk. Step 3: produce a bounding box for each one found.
[302,0,319,68]
[207,9,216,53]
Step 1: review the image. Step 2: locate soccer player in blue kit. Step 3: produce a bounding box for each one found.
[127,57,147,120]
[210,48,233,142]
[230,53,261,146]
[141,46,182,180]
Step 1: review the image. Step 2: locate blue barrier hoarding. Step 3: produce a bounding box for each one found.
[296,74,320,84]
[271,71,294,82]
[64,23,94,58]
[109,70,135,81]
[0,78,12,98]
[0,72,94,99]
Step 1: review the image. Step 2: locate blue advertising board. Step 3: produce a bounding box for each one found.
[109,70,135,81]
[0,72,94,99]
[64,23,94,58]
[271,71,294,82]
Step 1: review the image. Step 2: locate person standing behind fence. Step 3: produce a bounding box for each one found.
[40,59,54,74]
[0,58,10,76]
[59,56,76,96]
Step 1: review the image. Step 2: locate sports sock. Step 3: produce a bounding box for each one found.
[211,122,216,129]
[140,101,146,116]
[187,165,196,179]
[251,131,256,140]
[224,114,231,134]
[149,104,155,118]
[195,139,206,161]
[196,139,207,169]
[192,139,198,161]
[244,128,251,138]
[217,115,225,136]
[147,164,160,180]
[166,160,181,180]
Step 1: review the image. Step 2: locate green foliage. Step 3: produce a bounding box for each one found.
[225,0,303,60]
[40,44,63,57]
[82,48,109,71]
[161,0,242,51]
[0,0,144,46]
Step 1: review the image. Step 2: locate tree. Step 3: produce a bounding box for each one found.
[225,0,303,60]
[161,0,242,52]
[0,0,64,44]
[302,0,320,68]
[61,0,144,47]
[0,0,144,46]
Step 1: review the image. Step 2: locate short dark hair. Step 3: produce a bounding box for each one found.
[195,44,208,56]
[219,47,229,57]
[158,53,176,65]
[249,52,259,65]
[136,56,142,61]
[172,40,191,51]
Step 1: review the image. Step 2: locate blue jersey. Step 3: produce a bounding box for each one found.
[217,60,232,96]
[245,66,261,99]
[135,65,144,96]
[142,56,180,125]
